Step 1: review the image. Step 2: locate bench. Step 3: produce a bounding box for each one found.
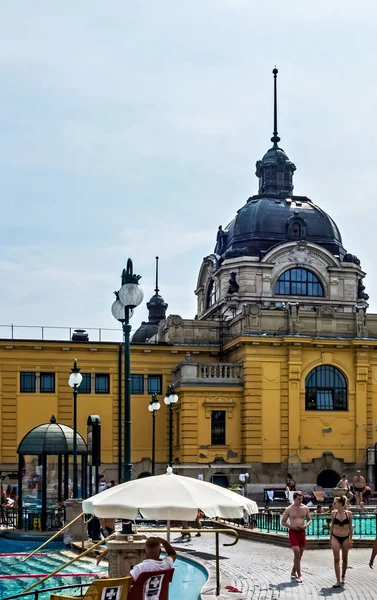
[264,488,287,503]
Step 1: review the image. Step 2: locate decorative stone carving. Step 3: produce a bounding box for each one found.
[318,306,335,318]
[287,302,300,334]
[343,253,361,266]
[203,396,236,418]
[356,306,367,337]
[228,272,239,294]
[358,279,369,301]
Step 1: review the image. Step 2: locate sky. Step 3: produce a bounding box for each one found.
[0,1,377,342]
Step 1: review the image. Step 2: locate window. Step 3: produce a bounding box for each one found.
[131,375,144,394]
[95,374,110,394]
[148,375,162,394]
[20,372,36,393]
[40,373,55,393]
[206,280,218,308]
[305,365,347,411]
[275,268,324,297]
[211,410,226,445]
[79,373,91,394]
[20,372,56,393]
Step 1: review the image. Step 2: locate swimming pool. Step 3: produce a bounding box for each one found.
[0,537,207,600]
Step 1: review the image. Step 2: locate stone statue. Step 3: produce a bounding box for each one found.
[343,253,361,266]
[358,280,369,301]
[228,272,239,294]
[215,226,225,254]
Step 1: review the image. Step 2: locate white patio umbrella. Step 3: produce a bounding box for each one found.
[82,467,258,520]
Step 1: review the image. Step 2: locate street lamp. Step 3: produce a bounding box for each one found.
[148,393,161,475]
[164,384,179,467]
[111,258,143,483]
[68,359,83,498]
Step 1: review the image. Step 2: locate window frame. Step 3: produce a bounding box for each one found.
[40,372,55,394]
[147,375,162,395]
[79,373,92,394]
[275,268,324,297]
[20,372,36,393]
[211,410,226,445]
[130,374,144,395]
[305,365,348,411]
[95,374,110,394]
[206,279,218,308]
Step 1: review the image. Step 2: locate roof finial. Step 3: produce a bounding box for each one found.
[154,256,159,295]
[271,66,280,147]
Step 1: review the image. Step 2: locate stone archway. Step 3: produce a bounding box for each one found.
[212,473,229,488]
[317,469,340,488]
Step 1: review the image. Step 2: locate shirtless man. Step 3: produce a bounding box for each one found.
[282,491,311,583]
[353,470,366,506]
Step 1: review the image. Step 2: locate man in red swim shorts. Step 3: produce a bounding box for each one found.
[282,491,311,583]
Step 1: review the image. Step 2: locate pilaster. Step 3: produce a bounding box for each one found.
[355,349,368,462]
[288,345,302,466]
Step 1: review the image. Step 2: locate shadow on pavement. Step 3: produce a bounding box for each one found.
[318,587,345,596]
[178,548,229,561]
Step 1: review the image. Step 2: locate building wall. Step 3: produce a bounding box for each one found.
[1,336,376,484]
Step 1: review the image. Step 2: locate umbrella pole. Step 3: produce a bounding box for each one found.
[215,532,220,596]
[166,519,171,542]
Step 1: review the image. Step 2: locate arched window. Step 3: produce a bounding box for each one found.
[206,280,218,308]
[275,268,324,296]
[305,365,347,411]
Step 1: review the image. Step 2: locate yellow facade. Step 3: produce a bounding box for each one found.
[1,334,376,485]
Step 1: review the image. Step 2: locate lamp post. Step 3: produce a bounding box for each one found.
[148,393,161,475]
[111,258,143,483]
[164,384,179,467]
[68,359,83,498]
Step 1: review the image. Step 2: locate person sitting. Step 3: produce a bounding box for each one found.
[100,517,115,538]
[130,537,176,583]
[315,504,324,514]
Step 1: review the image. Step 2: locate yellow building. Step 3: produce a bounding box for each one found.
[1,70,376,490]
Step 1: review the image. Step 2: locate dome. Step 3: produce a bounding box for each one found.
[215,195,345,260]
[212,69,345,260]
[17,415,88,455]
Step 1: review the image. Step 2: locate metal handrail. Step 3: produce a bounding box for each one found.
[0,324,130,342]
[3,581,90,600]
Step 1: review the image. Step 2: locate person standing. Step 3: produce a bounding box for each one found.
[282,491,311,583]
[330,495,352,587]
[363,483,372,506]
[353,470,366,506]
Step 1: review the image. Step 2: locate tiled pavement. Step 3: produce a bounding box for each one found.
[171,531,377,599]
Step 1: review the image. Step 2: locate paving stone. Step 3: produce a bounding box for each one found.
[174,531,377,599]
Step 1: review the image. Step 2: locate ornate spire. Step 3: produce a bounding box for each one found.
[154,256,159,295]
[255,67,296,197]
[271,67,280,147]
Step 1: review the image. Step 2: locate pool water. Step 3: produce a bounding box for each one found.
[0,538,207,600]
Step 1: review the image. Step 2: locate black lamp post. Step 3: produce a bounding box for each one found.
[148,393,161,475]
[111,258,143,483]
[68,359,82,498]
[164,384,179,467]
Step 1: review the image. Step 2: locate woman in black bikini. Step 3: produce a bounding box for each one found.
[330,495,353,587]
